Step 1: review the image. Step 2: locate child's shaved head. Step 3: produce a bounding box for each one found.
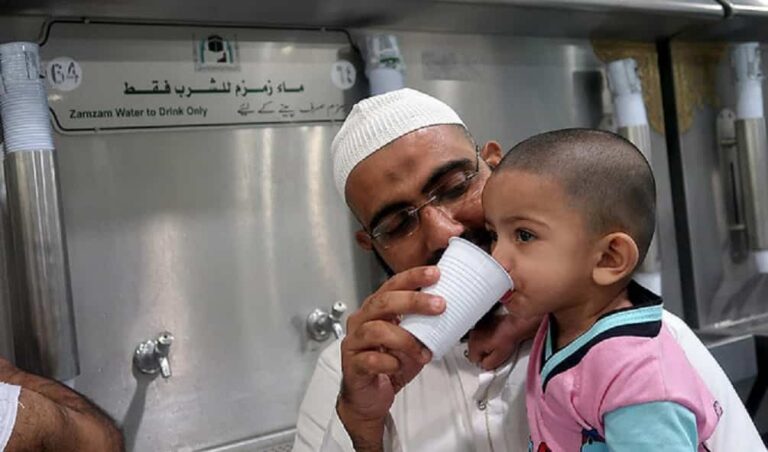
[494,128,656,264]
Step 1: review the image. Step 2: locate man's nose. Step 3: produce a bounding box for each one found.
[420,205,465,252]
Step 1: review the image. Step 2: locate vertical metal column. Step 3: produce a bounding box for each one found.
[0,142,15,362]
[618,123,661,275]
[730,43,768,254]
[607,58,661,294]
[0,42,78,379]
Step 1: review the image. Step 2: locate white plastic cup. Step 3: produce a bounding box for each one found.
[400,237,513,360]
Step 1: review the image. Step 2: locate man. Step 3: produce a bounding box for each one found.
[0,356,123,451]
[293,88,764,451]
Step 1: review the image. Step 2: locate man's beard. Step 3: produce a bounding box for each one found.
[371,227,499,337]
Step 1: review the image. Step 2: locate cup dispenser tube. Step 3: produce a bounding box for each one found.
[606,57,662,293]
[0,42,78,379]
[718,43,768,273]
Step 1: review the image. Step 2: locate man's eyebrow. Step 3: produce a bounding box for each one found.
[421,158,474,195]
[368,201,412,232]
[367,157,474,232]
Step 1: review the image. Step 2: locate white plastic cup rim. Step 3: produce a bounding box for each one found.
[442,236,511,284]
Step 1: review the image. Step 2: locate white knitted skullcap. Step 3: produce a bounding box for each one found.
[332,88,465,198]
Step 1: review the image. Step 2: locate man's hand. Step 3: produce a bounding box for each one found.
[467,312,541,370]
[337,266,445,451]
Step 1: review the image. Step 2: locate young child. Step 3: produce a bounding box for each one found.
[483,129,721,451]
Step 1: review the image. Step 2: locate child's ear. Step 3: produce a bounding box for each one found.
[592,232,639,286]
[480,141,503,169]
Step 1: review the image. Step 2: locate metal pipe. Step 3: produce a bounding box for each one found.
[0,142,15,362]
[608,58,662,292]
[0,42,78,379]
[619,124,661,276]
[735,118,768,251]
[5,151,78,378]
[730,42,768,272]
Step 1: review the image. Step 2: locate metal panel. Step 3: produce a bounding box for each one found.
[668,41,768,327]
[684,1,768,40]
[439,0,724,16]
[0,151,15,361]
[726,0,768,17]
[0,0,422,29]
[1,1,724,40]
[735,118,768,250]
[35,23,373,451]
[56,124,371,451]
[199,428,295,451]
[697,332,758,383]
[382,2,724,39]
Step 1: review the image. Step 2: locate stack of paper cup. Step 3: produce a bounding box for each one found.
[364,34,405,96]
[730,42,764,120]
[0,42,54,152]
[400,237,513,360]
[606,58,648,128]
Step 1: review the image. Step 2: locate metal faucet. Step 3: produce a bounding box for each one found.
[134,331,174,378]
[306,301,347,341]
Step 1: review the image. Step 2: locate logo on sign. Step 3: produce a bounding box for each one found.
[194,34,240,71]
[331,60,356,90]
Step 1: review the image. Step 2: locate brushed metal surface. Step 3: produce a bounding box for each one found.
[726,0,768,16]
[378,2,723,39]
[54,125,372,451]
[619,124,661,275]
[5,150,78,380]
[735,118,768,250]
[716,109,750,262]
[670,42,768,327]
[198,428,295,451]
[0,151,15,362]
[0,1,724,40]
[696,332,757,383]
[439,0,723,16]
[682,1,768,40]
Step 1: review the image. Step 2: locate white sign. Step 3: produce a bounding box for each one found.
[40,23,364,132]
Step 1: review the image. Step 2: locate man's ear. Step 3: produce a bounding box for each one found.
[355,229,373,251]
[592,232,639,286]
[480,141,503,169]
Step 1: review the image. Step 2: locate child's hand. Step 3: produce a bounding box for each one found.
[467,313,541,370]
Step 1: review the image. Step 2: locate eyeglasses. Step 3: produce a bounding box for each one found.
[367,148,481,249]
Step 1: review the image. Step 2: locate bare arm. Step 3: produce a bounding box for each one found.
[0,358,123,452]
